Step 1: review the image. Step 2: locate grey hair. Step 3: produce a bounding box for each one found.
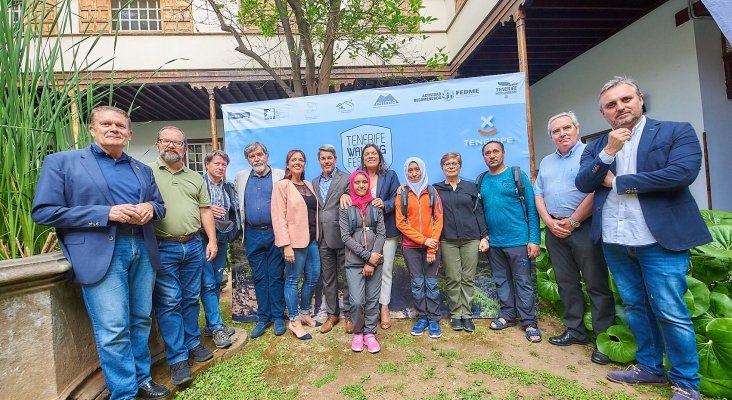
[318,144,337,158]
[244,141,268,158]
[89,106,132,131]
[547,111,580,136]
[156,126,187,143]
[598,76,642,105]
[204,150,230,165]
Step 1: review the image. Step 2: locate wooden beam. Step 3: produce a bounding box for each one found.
[516,9,536,180]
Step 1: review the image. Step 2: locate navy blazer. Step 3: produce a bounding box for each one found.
[575,118,711,251]
[32,146,165,284]
[374,169,401,237]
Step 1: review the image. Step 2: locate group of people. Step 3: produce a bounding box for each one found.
[32,76,710,400]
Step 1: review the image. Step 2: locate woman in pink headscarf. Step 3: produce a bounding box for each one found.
[339,170,386,353]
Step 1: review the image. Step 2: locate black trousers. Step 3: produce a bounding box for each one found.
[546,220,615,339]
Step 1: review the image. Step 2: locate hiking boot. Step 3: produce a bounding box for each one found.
[670,386,701,400]
[188,344,213,362]
[450,318,463,331]
[462,318,475,333]
[364,334,381,353]
[203,325,235,337]
[411,319,429,336]
[606,365,668,386]
[170,360,192,386]
[212,329,232,349]
[428,320,442,339]
[351,333,364,352]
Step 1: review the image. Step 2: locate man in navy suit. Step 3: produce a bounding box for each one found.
[576,77,711,400]
[32,106,168,400]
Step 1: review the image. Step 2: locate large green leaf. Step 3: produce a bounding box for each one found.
[710,292,732,318]
[699,375,732,399]
[596,324,637,363]
[537,268,560,301]
[693,313,715,336]
[690,254,730,284]
[686,276,711,317]
[692,224,732,273]
[535,249,551,271]
[705,318,732,371]
[699,209,732,226]
[583,311,593,332]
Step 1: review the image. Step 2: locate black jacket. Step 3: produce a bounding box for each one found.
[433,180,488,241]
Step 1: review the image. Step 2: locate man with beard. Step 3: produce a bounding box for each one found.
[150,126,218,387]
[576,77,711,400]
[234,141,287,338]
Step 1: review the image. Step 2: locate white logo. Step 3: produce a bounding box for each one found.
[374,94,399,107]
[337,100,354,113]
[340,125,393,173]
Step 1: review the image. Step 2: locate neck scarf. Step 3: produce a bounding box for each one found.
[403,157,428,196]
[349,169,373,215]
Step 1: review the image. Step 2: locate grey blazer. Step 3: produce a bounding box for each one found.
[312,169,350,249]
[234,166,285,226]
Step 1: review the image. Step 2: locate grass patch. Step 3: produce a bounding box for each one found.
[406,348,426,363]
[312,371,337,388]
[438,349,459,360]
[566,364,577,373]
[420,366,436,380]
[392,331,415,347]
[528,349,540,358]
[455,381,491,400]
[340,384,367,400]
[424,389,450,400]
[377,362,407,375]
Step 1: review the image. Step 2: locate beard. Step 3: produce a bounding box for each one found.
[160,150,183,163]
[252,163,266,174]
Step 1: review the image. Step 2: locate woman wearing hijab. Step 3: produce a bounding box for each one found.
[359,144,400,329]
[339,170,386,353]
[271,149,321,340]
[395,157,444,339]
[432,152,489,333]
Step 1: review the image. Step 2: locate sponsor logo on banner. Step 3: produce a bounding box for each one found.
[463,114,515,147]
[336,100,354,113]
[456,88,480,97]
[264,108,287,120]
[373,94,399,107]
[340,124,393,172]
[227,111,250,120]
[413,88,474,103]
[305,102,317,119]
[495,80,520,97]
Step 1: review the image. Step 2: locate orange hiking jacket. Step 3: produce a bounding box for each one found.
[395,187,443,255]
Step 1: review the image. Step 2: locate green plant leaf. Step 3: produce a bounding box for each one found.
[535,249,551,271]
[537,268,560,301]
[614,303,628,326]
[686,276,711,317]
[705,318,732,371]
[710,292,732,318]
[583,311,593,332]
[693,313,715,336]
[699,375,732,398]
[699,209,732,226]
[596,324,637,363]
[690,254,730,284]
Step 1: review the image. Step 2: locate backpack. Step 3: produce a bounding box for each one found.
[400,185,436,224]
[475,166,528,222]
[347,204,379,235]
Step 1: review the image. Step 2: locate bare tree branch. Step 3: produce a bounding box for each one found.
[273,0,303,96]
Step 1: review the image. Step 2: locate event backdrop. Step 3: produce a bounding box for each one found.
[224,73,529,322]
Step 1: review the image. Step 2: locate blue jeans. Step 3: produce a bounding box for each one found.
[245,226,285,322]
[284,240,321,320]
[201,231,229,330]
[603,242,699,390]
[153,235,205,365]
[81,234,155,400]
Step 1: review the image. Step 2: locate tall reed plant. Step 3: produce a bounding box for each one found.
[0,0,114,260]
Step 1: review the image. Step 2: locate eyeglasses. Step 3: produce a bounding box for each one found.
[442,162,460,168]
[158,138,185,148]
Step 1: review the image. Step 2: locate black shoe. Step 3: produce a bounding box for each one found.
[203,325,235,337]
[548,330,590,346]
[170,360,193,386]
[450,318,464,331]
[188,344,214,362]
[591,347,611,365]
[212,328,233,349]
[462,318,475,333]
[137,380,170,399]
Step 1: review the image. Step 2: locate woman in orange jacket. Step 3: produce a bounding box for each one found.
[396,157,444,339]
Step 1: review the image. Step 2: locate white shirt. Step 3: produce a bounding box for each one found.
[598,116,656,246]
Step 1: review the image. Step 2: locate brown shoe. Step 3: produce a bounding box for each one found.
[320,315,339,334]
[344,317,354,334]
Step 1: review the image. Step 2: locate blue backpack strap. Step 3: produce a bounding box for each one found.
[348,206,358,234]
[512,166,528,223]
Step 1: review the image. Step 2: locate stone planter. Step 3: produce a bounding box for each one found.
[0,251,164,400]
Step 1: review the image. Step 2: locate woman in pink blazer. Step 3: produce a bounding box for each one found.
[271,149,321,340]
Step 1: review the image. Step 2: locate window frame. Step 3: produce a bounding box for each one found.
[111,0,162,32]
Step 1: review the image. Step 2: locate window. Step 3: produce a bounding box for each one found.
[112,0,161,31]
[186,139,223,174]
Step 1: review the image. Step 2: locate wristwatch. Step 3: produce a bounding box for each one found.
[568,217,581,228]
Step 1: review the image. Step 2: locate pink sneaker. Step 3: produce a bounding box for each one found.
[364,333,381,353]
[351,333,364,352]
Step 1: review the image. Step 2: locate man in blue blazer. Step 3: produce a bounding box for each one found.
[576,77,711,400]
[32,106,168,400]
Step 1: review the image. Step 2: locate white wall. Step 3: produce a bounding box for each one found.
[126,119,224,164]
[694,18,732,212]
[530,0,714,208]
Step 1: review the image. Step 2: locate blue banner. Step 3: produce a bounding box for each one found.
[223,73,528,182]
